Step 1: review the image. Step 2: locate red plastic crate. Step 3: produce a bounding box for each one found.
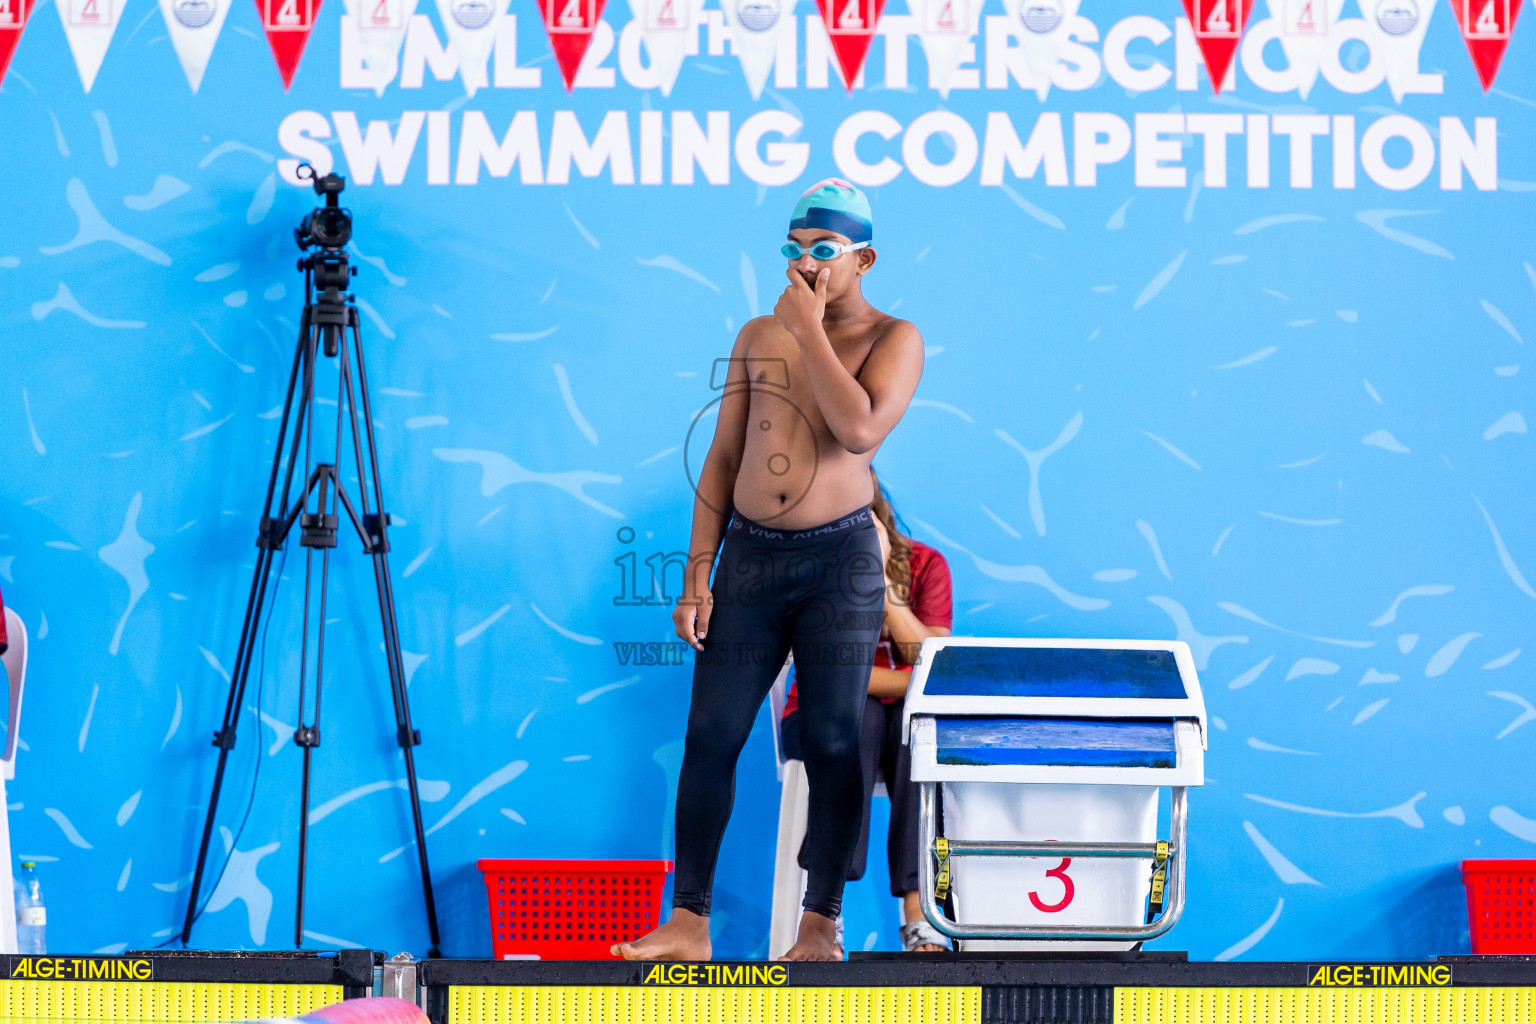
[1463,859,1536,953]
[478,858,673,960]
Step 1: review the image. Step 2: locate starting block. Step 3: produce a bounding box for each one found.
[904,638,1207,949]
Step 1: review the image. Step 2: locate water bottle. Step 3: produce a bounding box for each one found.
[15,861,44,954]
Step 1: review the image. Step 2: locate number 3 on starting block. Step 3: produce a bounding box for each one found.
[1028,858,1075,914]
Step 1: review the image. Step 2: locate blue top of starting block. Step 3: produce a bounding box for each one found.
[936,717,1178,768]
[922,645,1187,700]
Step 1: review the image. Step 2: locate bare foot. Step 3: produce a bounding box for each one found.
[779,911,843,961]
[612,908,712,961]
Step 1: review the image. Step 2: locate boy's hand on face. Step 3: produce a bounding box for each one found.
[774,266,829,340]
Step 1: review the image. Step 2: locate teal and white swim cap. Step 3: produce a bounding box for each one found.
[789,178,872,244]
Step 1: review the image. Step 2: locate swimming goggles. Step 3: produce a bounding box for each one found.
[781,239,872,261]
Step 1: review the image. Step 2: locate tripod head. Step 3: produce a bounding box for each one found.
[292,164,356,357]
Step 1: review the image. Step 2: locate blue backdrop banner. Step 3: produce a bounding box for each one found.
[0,0,1532,962]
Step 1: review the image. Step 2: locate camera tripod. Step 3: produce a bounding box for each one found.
[179,170,441,955]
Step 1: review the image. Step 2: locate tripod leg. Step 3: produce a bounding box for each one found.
[295,739,314,948]
[293,536,322,950]
[182,321,313,948]
[280,463,334,947]
[342,311,443,956]
[182,540,275,948]
[295,349,346,946]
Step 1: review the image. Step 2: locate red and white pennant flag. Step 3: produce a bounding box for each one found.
[1180,0,1252,91]
[627,0,706,95]
[816,0,885,91]
[256,0,323,88]
[910,0,982,97]
[0,0,35,89]
[538,0,607,91]
[344,0,419,95]
[58,0,126,91]
[1451,0,1521,90]
[1264,0,1343,98]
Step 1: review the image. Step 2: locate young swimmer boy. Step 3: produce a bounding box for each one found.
[614,180,925,962]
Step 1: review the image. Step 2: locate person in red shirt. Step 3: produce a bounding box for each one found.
[781,468,952,952]
[0,585,8,656]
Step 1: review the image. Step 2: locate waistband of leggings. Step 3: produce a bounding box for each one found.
[728,505,874,543]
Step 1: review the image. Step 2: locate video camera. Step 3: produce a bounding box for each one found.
[293,164,353,252]
[291,164,357,354]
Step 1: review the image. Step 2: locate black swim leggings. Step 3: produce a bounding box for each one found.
[671,506,884,920]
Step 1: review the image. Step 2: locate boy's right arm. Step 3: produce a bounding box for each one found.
[674,328,755,650]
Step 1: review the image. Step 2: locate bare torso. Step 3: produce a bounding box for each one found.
[731,312,906,529]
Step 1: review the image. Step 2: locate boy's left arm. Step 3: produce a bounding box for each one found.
[777,270,925,454]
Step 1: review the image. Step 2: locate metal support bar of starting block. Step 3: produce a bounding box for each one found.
[917,783,1189,942]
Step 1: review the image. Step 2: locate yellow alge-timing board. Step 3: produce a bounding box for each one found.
[420,957,1536,1024]
[0,951,369,1023]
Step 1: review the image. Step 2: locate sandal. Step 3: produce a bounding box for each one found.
[900,920,949,952]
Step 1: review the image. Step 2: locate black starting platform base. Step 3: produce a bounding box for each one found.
[420,953,1536,1024]
[5,950,1534,1022]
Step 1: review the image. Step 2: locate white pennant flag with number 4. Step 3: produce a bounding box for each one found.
[344,0,419,95]
[908,0,980,97]
[57,0,125,91]
[720,0,795,99]
[434,0,510,95]
[1356,0,1434,102]
[627,0,705,95]
[158,0,232,91]
[1264,0,1343,98]
[1002,0,1080,100]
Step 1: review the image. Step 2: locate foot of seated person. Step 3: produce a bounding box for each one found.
[779,911,844,961]
[901,894,947,953]
[900,920,947,953]
[611,908,711,961]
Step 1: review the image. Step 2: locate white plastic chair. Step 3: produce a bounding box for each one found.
[767,658,808,958]
[0,605,28,954]
[3,606,26,782]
